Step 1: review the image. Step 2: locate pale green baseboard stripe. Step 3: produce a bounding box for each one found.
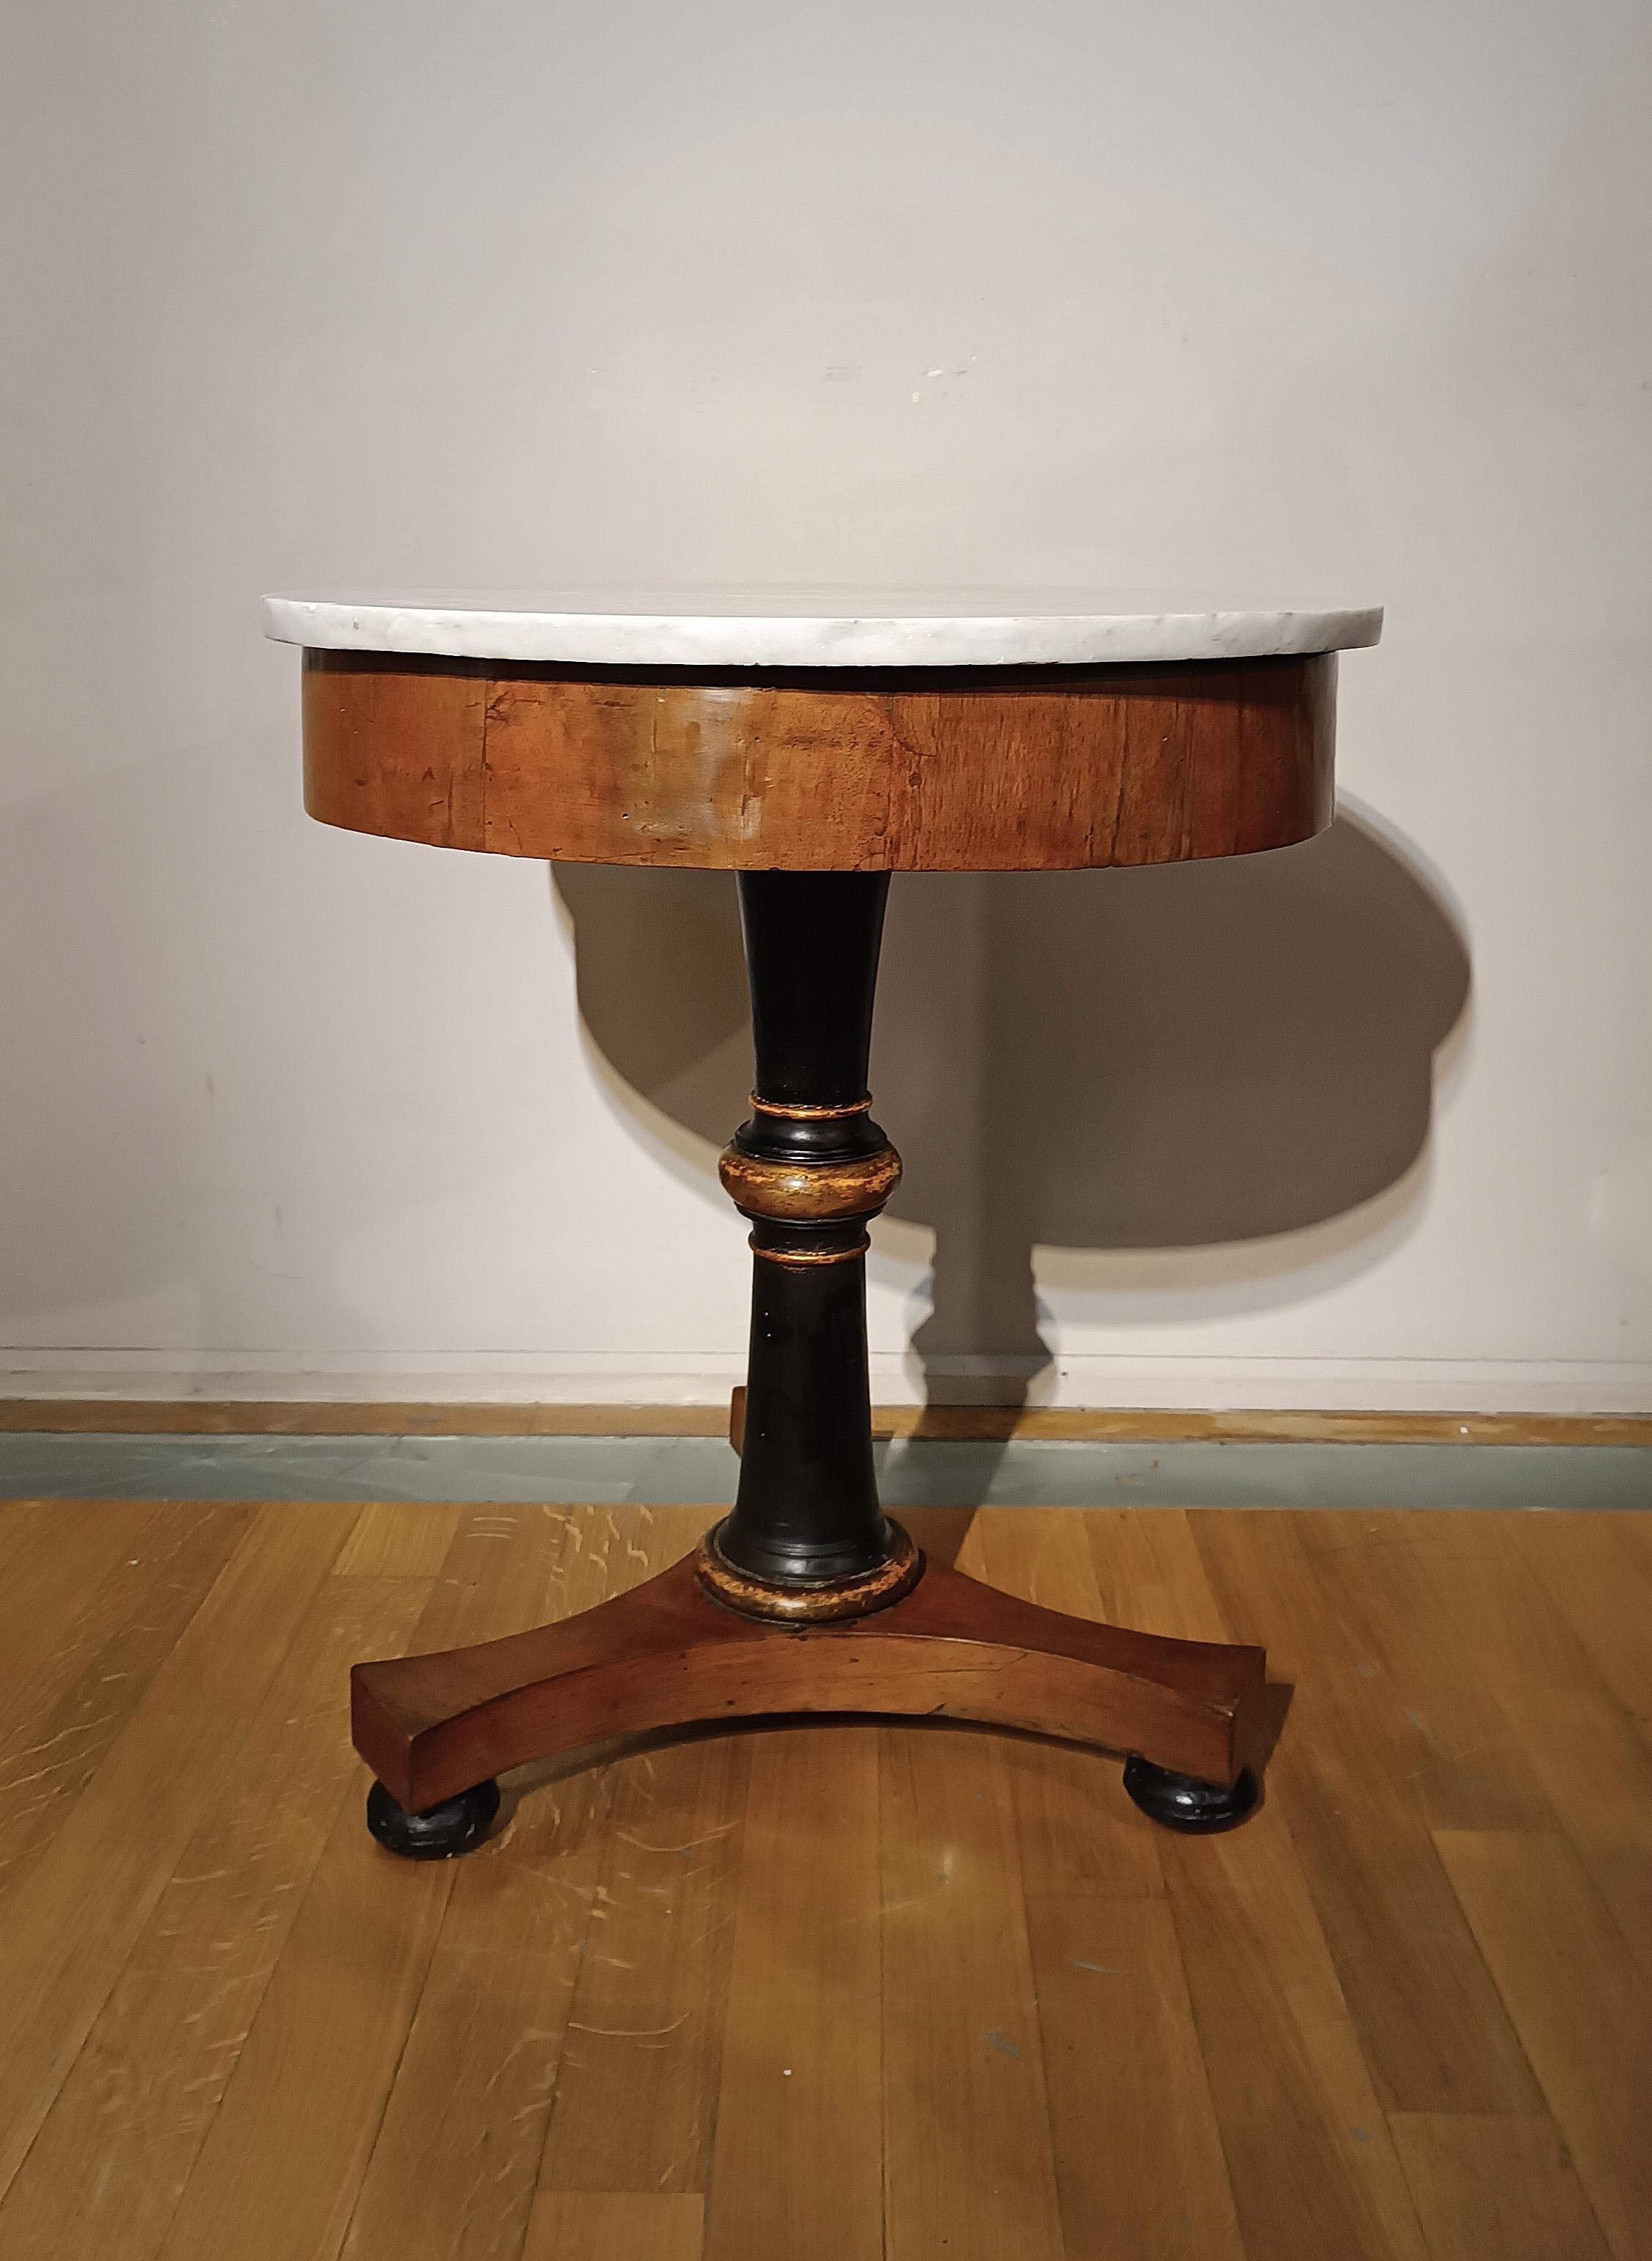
[0,1432,1648,1511]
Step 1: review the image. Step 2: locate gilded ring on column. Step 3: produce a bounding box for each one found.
[695,1520,923,1623]
[718,1144,902,1221]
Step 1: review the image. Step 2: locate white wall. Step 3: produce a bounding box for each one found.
[3,0,1649,1411]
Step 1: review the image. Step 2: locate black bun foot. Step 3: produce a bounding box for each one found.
[1123,1755,1260,1834]
[366,1776,500,1860]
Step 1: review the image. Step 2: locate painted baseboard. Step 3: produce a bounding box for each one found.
[1,1350,1648,1416]
[1,1396,1647,1448]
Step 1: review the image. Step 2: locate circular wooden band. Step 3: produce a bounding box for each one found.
[748,1233,870,1267]
[301,652,1336,872]
[748,1094,874,1121]
[695,1521,923,1623]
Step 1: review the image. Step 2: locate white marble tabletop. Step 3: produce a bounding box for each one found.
[262,587,1382,670]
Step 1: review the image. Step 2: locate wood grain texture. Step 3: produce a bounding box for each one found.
[1492,1681,1652,1988]
[301,651,1334,872]
[1503,1511,1652,1720]
[337,1505,650,2261]
[1288,1510,1572,1835]
[156,1789,455,2261]
[0,1573,434,2261]
[524,2193,704,2261]
[975,1516,1244,2257]
[331,1497,463,1579]
[0,1503,354,2196]
[351,1547,1265,1814]
[145,1498,628,2261]
[1387,2115,1614,2261]
[1191,1511,1545,2114]
[879,1718,1066,2261]
[1025,1893,1246,2261]
[702,1727,882,2261]
[3,1497,1647,2261]
[1433,1829,1652,2261]
[302,658,487,848]
[7,1397,1647,1445]
[1159,1805,1434,2261]
[532,1729,748,2198]
[1080,1512,1433,2261]
[0,1500,250,1904]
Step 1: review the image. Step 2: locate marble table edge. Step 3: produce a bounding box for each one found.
[261,594,1383,668]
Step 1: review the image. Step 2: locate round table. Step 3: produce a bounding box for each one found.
[264,588,1381,1855]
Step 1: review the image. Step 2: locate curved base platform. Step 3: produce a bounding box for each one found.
[351,1548,1265,1820]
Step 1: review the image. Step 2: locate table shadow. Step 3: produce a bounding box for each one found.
[551,804,1471,1505]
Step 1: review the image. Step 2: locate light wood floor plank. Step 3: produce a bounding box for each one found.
[155,1789,453,2261]
[1388,2112,1613,2260]
[337,1770,606,2261]
[1292,1511,1566,1833]
[1434,1828,1652,2261]
[992,1511,1248,2257]
[1076,1509,1432,2258]
[1607,1508,1652,1592]
[524,2191,704,2261]
[331,1499,462,1579]
[533,1730,748,2197]
[145,1506,617,2261]
[1504,1513,1652,1721]
[1084,1501,1235,1644]
[1399,1510,1603,1696]
[702,1726,882,2261]
[1194,1510,1543,2112]
[0,1499,1646,2261]
[1160,1795,1431,2261]
[879,1706,1065,2261]
[0,1571,434,2261]
[1492,1681,1652,1988]
[1027,1892,1245,2261]
[0,1499,251,1903]
[0,1500,175,1716]
[343,1505,706,2260]
[0,1502,356,2199]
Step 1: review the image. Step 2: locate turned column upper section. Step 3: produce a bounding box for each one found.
[266,592,1380,876]
[716,871,902,1250]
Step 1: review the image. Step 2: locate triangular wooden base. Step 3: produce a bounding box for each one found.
[352,1544,1265,1817]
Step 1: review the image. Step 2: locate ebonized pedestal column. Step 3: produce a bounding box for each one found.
[702,871,914,1610]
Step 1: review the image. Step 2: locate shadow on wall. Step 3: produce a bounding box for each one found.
[551,802,1472,1424]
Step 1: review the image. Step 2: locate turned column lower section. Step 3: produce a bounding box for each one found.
[701,871,915,1615]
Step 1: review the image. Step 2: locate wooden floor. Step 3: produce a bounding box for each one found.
[0,1500,1648,2261]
